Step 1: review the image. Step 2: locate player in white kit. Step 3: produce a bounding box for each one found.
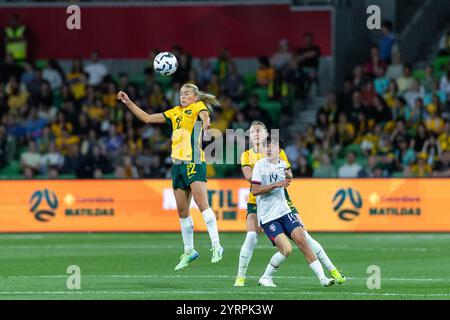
[251,137,335,288]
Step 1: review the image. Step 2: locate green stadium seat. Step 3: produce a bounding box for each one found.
[0,160,22,177]
[129,73,146,87]
[252,87,269,102]
[59,174,77,179]
[244,73,257,92]
[35,59,48,70]
[392,171,404,178]
[433,56,450,76]
[413,69,426,81]
[259,101,282,123]
[155,75,173,91]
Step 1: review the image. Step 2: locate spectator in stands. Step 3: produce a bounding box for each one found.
[4,13,28,63]
[293,155,312,177]
[271,38,292,72]
[0,54,23,84]
[422,133,441,164]
[256,56,274,87]
[397,64,414,94]
[433,150,450,177]
[336,113,355,145]
[410,152,432,177]
[242,95,272,128]
[221,62,245,101]
[43,59,64,90]
[425,105,445,134]
[338,151,361,178]
[121,155,139,178]
[171,45,192,82]
[206,73,220,97]
[386,51,403,80]
[439,70,450,95]
[230,111,249,131]
[313,153,336,178]
[66,58,86,100]
[394,137,416,171]
[20,140,42,177]
[297,32,321,72]
[85,51,108,87]
[41,141,64,175]
[5,76,28,111]
[374,67,389,96]
[364,45,387,77]
[283,58,308,100]
[215,47,231,81]
[438,30,450,56]
[423,65,435,93]
[404,79,425,109]
[378,20,396,63]
[351,65,365,91]
[358,155,378,178]
[196,59,212,89]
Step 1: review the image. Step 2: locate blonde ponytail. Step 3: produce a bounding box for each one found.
[181,83,220,112]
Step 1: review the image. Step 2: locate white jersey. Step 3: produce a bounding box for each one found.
[251,157,291,225]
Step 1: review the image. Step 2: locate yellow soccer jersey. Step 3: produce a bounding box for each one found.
[241,147,291,205]
[163,101,209,163]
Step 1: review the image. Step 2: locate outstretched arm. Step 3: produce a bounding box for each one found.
[251,180,290,196]
[117,91,166,124]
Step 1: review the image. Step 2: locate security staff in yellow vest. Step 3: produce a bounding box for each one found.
[4,14,27,62]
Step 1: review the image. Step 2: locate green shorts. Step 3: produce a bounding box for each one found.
[171,162,207,190]
[247,189,299,216]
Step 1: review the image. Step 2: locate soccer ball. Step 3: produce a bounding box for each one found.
[153,52,178,76]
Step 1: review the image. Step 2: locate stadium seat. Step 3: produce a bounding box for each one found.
[413,69,426,81]
[244,73,257,92]
[433,56,450,76]
[252,87,269,102]
[155,74,173,92]
[0,160,22,177]
[129,73,146,87]
[259,101,282,123]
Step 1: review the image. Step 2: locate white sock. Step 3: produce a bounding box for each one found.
[202,208,220,247]
[237,231,258,277]
[305,231,336,271]
[309,259,327,281]
[179,216,194,254]
[263,252,287,278]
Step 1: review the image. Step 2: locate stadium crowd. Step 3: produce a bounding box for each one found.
[0,16,449,179]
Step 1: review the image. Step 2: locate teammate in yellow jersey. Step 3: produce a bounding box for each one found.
[118,83,224,271]
[234,120,345,286]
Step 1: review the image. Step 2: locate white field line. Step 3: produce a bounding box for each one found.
[2,274,450,282]
[0,244,440,252]
[0,290,448,297]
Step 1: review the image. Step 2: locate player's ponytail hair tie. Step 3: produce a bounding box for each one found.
[182,83,220,112]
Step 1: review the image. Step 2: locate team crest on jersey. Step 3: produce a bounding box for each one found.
[269,224,276,232]
[184,109,192,115]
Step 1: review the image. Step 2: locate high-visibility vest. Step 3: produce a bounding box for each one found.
[5,26,27,60]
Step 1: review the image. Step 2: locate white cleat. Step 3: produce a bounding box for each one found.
[320,277,335,287]
[258,276,277,287]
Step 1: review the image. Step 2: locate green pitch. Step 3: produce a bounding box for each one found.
[0,232,449,300]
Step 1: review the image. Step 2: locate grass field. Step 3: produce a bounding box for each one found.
[0,232,449,300]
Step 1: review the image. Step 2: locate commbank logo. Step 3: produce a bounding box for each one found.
[332,188,362,221]
[29,189,59,222]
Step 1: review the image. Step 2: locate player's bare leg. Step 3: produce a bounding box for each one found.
[290,227,335,287]
[259,233,291,287]
[191,181,224,263]
[235,213,259,286]
[174,188,199,271]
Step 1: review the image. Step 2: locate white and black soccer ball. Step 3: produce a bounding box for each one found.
[153,52,178,76]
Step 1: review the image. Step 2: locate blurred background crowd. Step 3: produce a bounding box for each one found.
[1,12,449,180]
